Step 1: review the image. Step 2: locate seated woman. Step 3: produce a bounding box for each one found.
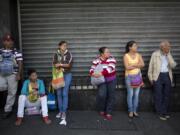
[15,69,51,126]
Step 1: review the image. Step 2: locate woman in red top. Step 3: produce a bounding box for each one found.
[90,47,117,120]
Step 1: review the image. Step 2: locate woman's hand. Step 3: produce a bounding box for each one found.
[124,55,137,70]
[132,63,144,69]
[135,55,145,68]
[55,63,63,68]
[127,66,137,70]
[33,90,38,95]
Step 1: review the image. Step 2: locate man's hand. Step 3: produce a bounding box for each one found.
[150,80,154,86]
[16,73,21,81]
[17,61,22,81]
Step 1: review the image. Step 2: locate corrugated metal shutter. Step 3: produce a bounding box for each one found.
[19,0,180,88]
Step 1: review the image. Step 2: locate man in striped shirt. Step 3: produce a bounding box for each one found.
[0,34,23,119]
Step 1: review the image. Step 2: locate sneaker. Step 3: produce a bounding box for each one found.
[59,119,67,126]
[133,112,139,117]
[105,114,112,121]
[159,115,167,121]
[165,115,171,119]
[56,113,62,119]
[15,117,23,126]
[43,116,52,125]
[61,112,66,120]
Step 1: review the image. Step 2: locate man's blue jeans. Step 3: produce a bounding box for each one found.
[56,73,72,113]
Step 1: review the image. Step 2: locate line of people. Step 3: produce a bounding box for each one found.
[0,34,177,126]
[90,40,177,121]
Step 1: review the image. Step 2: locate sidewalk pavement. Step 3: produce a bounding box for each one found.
[0,111,180,135]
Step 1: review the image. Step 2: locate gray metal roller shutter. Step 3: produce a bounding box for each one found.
[19,0,180,88]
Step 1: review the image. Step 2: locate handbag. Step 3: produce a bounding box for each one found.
[47,85,57,110]
[52,66,65,89]
[25,106,41,116]
[128,72,144,88]
[91,64,105,86]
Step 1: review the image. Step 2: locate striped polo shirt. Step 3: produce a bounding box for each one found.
[0,48,23,73]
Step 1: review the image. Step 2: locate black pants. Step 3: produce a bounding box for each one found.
[153,73,171,115]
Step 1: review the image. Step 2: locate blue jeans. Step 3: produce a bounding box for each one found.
[125,77,140,113]
[97,79,117,115]
[153,73,171,115]
[56,73,72,113]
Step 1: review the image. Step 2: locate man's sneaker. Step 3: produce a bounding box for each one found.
[159,115,167,121]
[56,113,62,119]
[15,117,23,126]
[165,115,171,119]
[43,116,52,125]
[2,111,12,119]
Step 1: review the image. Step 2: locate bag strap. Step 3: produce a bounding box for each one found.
[52,66,59,79]
[48,84,54,93]
[56,50,63,63]
[52,50,64,79]
[28,84,33,93]
[1,49,17,65]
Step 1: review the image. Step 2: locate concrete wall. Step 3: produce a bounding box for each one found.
[0,0,11,47]
[0,0,19,48]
